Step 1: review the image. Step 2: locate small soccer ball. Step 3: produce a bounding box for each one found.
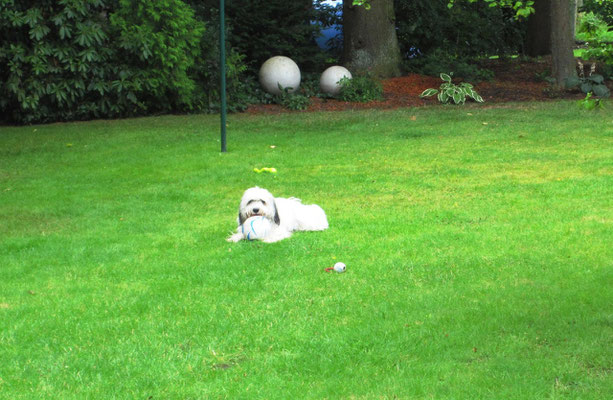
[333,262,346,273]
[241,216,272,241]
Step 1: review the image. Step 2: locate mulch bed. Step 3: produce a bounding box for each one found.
[246,57,602,114]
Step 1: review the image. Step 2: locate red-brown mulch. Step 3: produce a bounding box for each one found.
[245,58,599,114]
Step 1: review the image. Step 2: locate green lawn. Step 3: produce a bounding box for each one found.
[1,102,612,399]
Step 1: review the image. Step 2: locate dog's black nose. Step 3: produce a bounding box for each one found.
[252,208,259,214]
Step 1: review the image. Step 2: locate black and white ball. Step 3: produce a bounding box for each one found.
[333,262,346,273]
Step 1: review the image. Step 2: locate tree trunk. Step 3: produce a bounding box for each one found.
[342,0,402,78]
[570,0,578,39]
[551,0,577,87]
[525,0,552,56]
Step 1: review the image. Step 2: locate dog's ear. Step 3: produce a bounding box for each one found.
[273,201,280,225]
[238,209,246,225]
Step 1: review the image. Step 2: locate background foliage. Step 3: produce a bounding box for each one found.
[581,0,613,25]
[185,0,333,113]
[1,0,578,123]
[396,0,524,59]
[576,7,613,80]
[0,0,335,123]
[395,0,525,80]
[217,0,327,74]
[0,0,205,123]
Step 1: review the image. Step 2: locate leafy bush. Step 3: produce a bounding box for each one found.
[575,9,613,80]
[184,0,335,112]
[337,75,383,102]
[190,19,256,113]
[395,0,526,61]
[577,12,609,39]
[580,0,613,25]
[275,87,311,111]
[109,0,204,111]
[396,0,522,82]
[406,50,495,82]
[0,0,204,123]
[582,37,613,73]
[1,0,111,122]
[299,73,326,99]
[581,36,613,78]
[419,73,485,104]
[188,0,328,74]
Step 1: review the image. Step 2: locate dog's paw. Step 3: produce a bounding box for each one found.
[227,233,243,243]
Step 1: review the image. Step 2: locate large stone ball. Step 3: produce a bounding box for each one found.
[259,56,301,95]
[320,66,352,95]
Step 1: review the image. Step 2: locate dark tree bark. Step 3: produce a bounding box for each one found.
[550,0,577,86]
[524,0,576,86]
[342,0,402,78]
[570,0,578,39]
[525,0,552,56]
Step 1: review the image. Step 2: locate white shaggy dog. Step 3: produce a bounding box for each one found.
[227,187,328,243]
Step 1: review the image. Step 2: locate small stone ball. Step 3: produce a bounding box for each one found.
[320,66,352,95]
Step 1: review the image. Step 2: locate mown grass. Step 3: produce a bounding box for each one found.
[1,101,612,399]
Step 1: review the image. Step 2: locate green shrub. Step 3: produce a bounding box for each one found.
[1,0,110,122]
[0,0,204,123]
[275,87,311,111]
[109,0,204,111]
[395,0,525,61]
[577,12,609,39]
[298,73,326,99]
[337,75,383,102]
[396,0,521,82]
[406,50,495,82]
[580,0,613,25]
[583,38,613,63]
[581,37,613,80]
[191,20,255,113]
[574,8,613,80]
[188,0,328,74]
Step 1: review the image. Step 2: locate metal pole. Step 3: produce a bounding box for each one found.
[219,0,227,152]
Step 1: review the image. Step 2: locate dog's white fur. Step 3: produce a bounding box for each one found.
[227,187,328,243]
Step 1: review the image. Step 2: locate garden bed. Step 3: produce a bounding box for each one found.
[246,57,608,114]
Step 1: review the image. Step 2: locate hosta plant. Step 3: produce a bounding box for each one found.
[419,73,484,105]
[565,66,611,98]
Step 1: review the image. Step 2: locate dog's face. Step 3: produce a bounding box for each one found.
[238,187,280,225]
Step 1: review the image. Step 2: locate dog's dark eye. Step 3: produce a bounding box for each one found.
[261,201,267,205]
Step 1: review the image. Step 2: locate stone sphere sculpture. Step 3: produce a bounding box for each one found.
[320,66,352,95]
[259,56,301,95]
